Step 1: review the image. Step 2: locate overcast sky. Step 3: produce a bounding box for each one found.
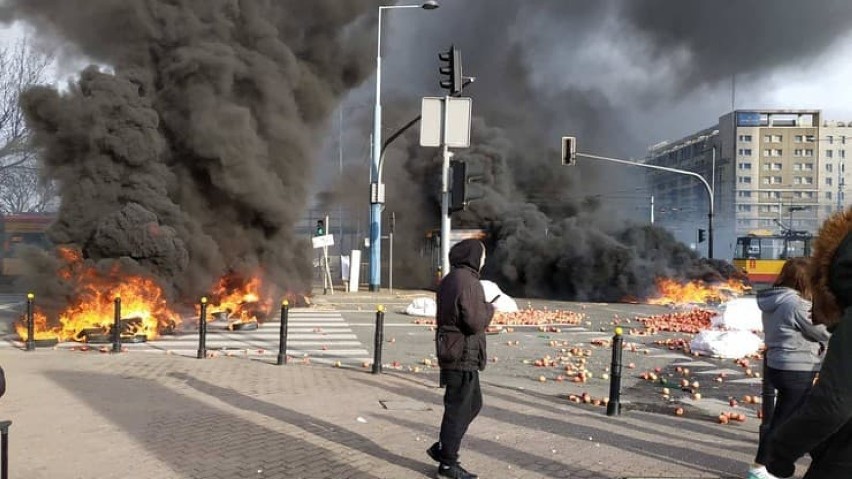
[3,10,852,153]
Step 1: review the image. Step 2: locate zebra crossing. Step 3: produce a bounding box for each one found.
[2,310,373,366]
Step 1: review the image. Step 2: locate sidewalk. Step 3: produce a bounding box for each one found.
[0,349,794,479]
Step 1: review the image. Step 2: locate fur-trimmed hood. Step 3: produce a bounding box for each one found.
[810,207,852,328]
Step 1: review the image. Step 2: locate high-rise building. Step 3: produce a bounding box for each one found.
[644,110,852,260]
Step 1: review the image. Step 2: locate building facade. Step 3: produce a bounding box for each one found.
[645,110,852,260]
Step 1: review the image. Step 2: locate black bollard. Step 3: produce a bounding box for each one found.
[759,356,777,440]
[372,305,385,374]
[197,297,208,359]
[277,300,289,365]
[606,327,624,416]
[0,420,10,479]
[25,293,34,351]
[112,296,122,353]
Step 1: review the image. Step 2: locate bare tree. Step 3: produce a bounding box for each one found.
[0,37,55,213]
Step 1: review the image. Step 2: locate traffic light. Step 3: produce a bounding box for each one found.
[561,136,576,166]
[450,159,485,212]
[439,45,463,97]
[315,220,325,237]
[698,229,706,243]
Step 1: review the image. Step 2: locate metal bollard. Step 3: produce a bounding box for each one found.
[0,420,10,479]
[759,356,777,440]
[277,300,289,365]
[25,293,35,351]
[112,296,122,353]
[197,297,208,359]
[372,305,385,374]
[606,327,624,416]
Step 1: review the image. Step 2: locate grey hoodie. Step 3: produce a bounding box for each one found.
[759,287,830,372]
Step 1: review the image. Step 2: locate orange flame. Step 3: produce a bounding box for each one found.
[648,278,750,306]
[15,310,60,341]
[207,274,271,326]
[15,247,180,342]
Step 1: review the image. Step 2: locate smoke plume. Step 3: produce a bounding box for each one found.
[2,0,379,300]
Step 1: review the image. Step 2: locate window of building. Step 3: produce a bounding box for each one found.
[774,176,783,184]
[841,150,847,159]
[763,149,771,157]
[843,136,847,145]
[738,191,752,198]
[828,135,834,144]
[827,177,833,186]
[761,219,774,227]
[794,191,804,199]
[827,163,834,173]
[827,192,833,200]
[738,162,752,170]
[759,205,770,213]
[773,135,783,142]
[804,163,814,171]
[773,162,783,170]
[805,135,815,142]
[805,149,814,157]
[739,176,752,184]
[738,134,753,142]
[827,150,834,158]
[763,135,771,143]
[806,191,815,199]
[803,176,813,185]
[738,205,752,212]
[794,149,803,157]
[794,135,803,143]
[738,148,752,156]
[773,149,783,157]
[793,163,802,171]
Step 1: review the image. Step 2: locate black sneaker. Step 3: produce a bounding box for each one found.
[427,442,441,463]
[436,462,478,479]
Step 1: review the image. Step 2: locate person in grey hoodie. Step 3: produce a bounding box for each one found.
[767,207,852,478]
[749,257,831,479]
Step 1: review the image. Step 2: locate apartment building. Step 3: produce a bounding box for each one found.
[645,110,852,260]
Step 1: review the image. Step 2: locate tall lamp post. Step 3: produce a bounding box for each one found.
[369,0,439,292]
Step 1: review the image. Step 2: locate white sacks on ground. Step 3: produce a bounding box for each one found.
[480,280,519,313]
[710,298,763,332]
[405,297,436,317]
[689,330,763,359]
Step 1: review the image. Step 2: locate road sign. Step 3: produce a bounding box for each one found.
[311,234,334,249]
[420,97,472,148]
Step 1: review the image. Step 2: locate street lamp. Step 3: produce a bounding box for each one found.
[369,1,439,292]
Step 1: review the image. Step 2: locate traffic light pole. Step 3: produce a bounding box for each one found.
[440,96,453,278]
[577,152,715,259]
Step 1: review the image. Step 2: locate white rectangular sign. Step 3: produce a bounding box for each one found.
[420,97,443,147]
[311,234,334,249]
[445,97,472,148]
[419,97,472,148]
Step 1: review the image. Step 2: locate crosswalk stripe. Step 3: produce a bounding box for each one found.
[1,311,372,364]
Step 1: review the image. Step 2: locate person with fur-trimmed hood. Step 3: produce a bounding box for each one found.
[767,207,852,478]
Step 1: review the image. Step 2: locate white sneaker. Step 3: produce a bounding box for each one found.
[747,466,777,479]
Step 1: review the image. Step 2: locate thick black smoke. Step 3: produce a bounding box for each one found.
[319,0,852,300]
[3,0,379,300]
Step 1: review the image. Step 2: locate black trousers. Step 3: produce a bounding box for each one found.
[755,367,818,465]
[438,369,482,464]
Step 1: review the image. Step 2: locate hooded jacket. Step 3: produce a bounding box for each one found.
[435,239,495,371]
[767,207,852,479]
[758,287,829,372]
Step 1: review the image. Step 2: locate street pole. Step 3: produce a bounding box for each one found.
[369,8,384,292]
[578,153,714,259]
[440,97,453,278]
[369,3,437,292]
[709,146,715,259]
[650,195,655,225]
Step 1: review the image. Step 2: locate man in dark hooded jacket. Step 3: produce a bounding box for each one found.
[427,239,495,479]
[767,207,852,478]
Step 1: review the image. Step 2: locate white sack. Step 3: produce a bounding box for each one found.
[480,280,519,313]
[711,298,763,332]
[405,297,436,317]
[689,330,763,359]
